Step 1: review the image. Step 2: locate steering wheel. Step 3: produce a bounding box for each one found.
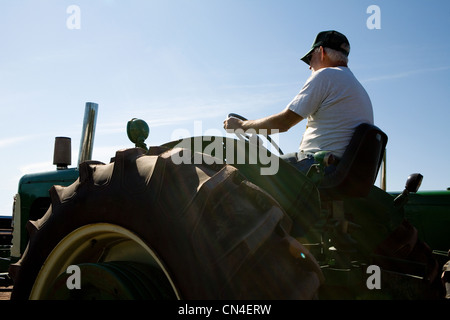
[227,113,284,155]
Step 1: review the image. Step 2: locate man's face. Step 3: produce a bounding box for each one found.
[309,47,322,72]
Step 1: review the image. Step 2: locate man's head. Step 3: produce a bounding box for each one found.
[301,30,350,69]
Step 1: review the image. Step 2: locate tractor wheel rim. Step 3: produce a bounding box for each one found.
[29,223,180,300]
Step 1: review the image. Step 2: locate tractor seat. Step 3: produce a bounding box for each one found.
[319,123,388,199]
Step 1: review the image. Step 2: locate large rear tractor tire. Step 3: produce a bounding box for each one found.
[9,147,323,300]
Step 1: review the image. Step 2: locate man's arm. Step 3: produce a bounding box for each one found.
[223,108,303,134]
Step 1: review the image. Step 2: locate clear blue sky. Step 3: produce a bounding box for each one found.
[1,0,449,215]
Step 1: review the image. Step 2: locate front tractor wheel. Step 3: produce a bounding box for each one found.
[30,223,177,300]
[10,147,323,300]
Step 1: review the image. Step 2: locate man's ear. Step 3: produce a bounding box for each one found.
[319,46,326,60]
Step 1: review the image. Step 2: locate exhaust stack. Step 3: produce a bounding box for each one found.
[78,102,98,166]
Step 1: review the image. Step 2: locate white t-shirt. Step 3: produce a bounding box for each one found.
[288,67,374,158]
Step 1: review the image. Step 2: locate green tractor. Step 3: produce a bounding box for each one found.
[3,103,450,300]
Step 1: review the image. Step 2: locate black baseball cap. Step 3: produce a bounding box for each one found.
[301,30,350,65]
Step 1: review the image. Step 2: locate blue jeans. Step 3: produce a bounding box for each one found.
[280,152,338,175]
[280,152,315,173]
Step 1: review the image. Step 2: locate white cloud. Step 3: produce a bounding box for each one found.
[362,66,450,83]
[0,136,34,149]
[19,162,54,175]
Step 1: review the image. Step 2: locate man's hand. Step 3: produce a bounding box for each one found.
[223,116,244,131]
[223,108,303,134]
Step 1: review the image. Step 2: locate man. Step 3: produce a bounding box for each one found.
[223,30,374,173]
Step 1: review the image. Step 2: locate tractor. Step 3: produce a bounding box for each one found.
[3,102,449,300]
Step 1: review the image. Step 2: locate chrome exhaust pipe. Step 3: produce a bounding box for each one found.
[78,102,98,166]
